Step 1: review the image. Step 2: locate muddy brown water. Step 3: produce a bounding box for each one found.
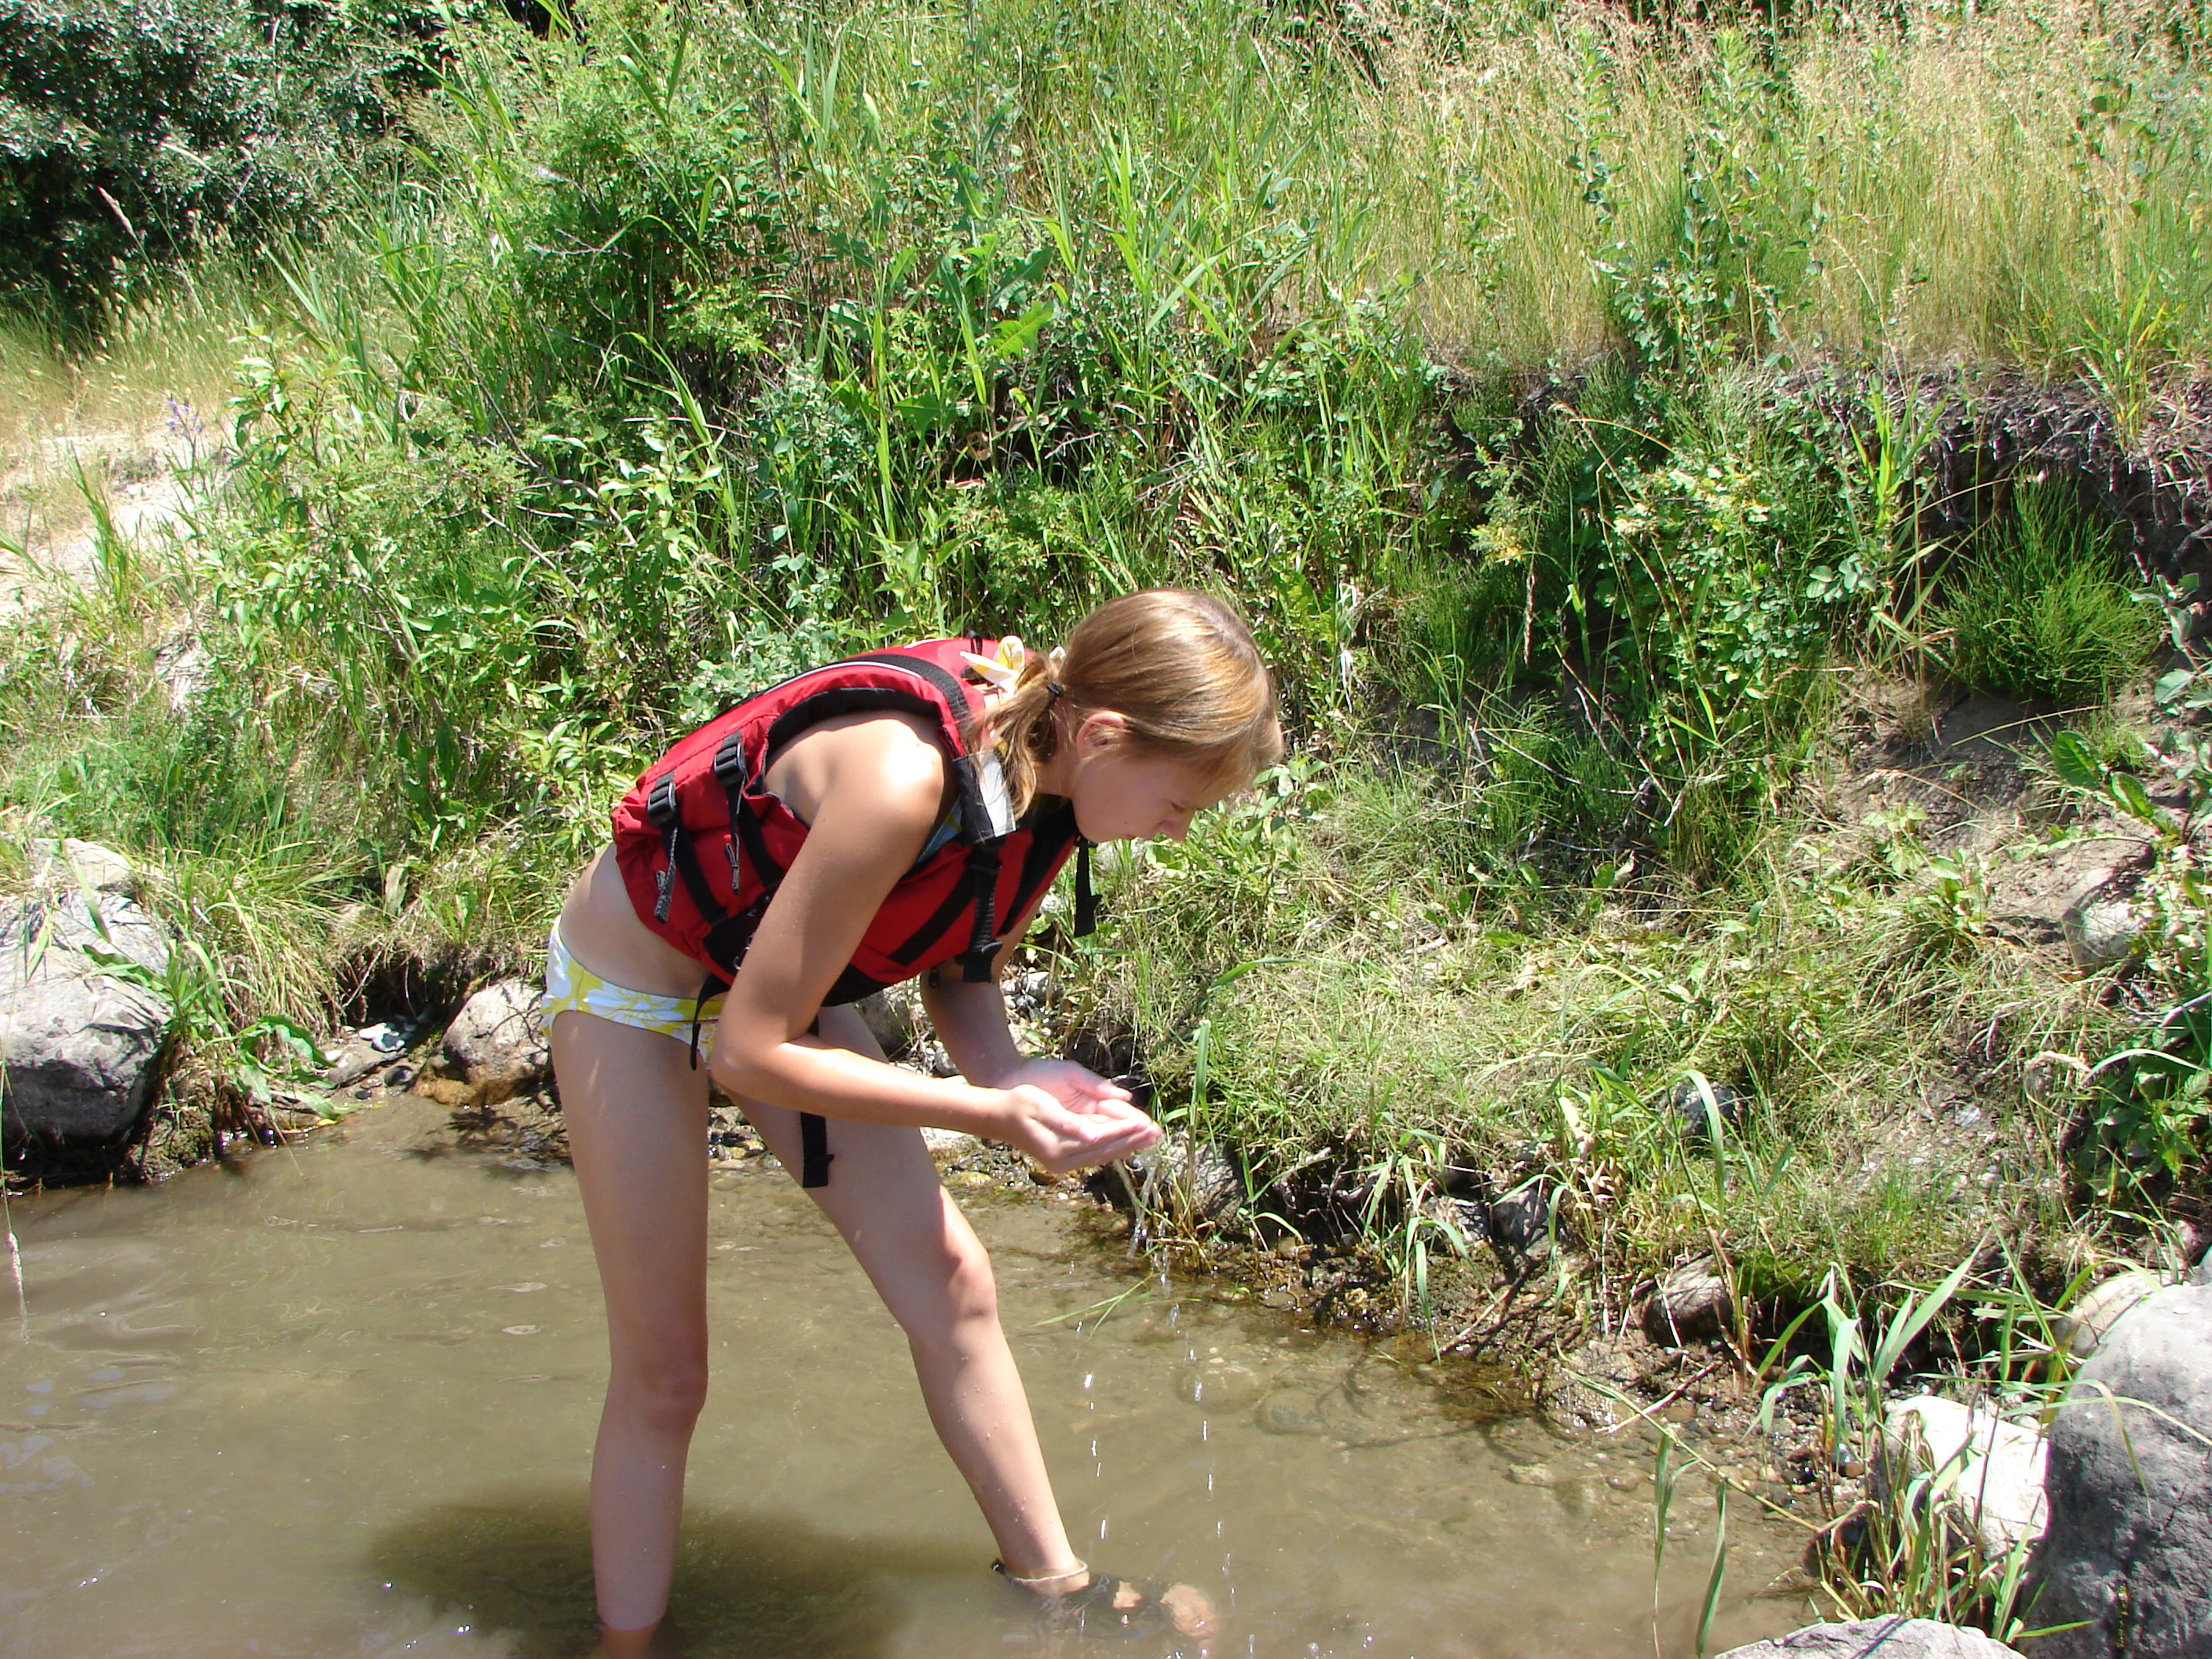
[0,1098,1815,1658]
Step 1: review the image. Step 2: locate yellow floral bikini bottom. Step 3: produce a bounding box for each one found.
[541,921,726,1046]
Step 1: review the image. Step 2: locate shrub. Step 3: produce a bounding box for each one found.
[0,0,476,322]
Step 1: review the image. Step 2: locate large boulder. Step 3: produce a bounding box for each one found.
[0,892,172,1143]
[441,980,548,1102]
[2050,1269,2163,1359]
[27,838,134,895]
[2031,1282,2212,1659]
[1716,1617,2021,1657]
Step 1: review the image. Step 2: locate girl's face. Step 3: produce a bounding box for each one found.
[1065,718,1240,843]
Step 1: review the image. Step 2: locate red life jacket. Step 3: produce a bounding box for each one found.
[610,637,1094,1007]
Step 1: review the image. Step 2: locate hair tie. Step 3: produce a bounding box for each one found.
[1045,680,1066,701]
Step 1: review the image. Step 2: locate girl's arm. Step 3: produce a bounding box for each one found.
[921,895,1133,1115]
[705,716,1155,1170]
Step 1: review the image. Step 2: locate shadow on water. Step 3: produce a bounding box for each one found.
[369,1488,976,1658]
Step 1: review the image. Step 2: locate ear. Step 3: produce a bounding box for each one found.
[1072,710,1130,760]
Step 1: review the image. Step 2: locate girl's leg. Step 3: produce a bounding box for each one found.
[552,1009,713,1635]
[741,1009,1082,1582]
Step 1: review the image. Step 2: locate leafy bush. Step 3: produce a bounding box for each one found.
[1936,482,2157,706]
[0,0,474,321]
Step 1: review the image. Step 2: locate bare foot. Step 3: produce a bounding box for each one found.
[1006,1566,1220,1642]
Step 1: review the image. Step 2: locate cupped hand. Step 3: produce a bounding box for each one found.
[998,1057,1133,1111]
[991,1064,1159,1174]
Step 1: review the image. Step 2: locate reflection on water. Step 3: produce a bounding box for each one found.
[0,1097,1812,1657]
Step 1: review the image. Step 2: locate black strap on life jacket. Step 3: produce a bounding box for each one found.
[1074,839,1096,936]
[836,650,1016,982]
[799,1108,833,1188]
[958,841,1002,981]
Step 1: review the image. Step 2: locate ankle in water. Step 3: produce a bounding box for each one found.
[993,1557,1090,1592]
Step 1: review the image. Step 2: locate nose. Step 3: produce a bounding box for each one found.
[1159,813,1192,842]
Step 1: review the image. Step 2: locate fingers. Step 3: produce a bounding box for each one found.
[1007,1087,1159,1173]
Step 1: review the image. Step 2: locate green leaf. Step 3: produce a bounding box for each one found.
[2049,731,2101,792]
[2110,772,2157,826]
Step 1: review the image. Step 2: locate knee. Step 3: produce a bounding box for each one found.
[901,1235,1001,1350]
[609,1345,709,1431]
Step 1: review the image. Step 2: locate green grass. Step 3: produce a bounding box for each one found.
[1935,481,2161,706]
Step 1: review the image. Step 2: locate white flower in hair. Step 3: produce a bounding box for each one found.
[959,635,1027,692]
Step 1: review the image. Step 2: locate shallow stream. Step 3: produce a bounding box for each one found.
[0,1097,1813,1657]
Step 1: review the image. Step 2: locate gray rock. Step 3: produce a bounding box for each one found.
[2182,1221,2209,1270]
[1714,1616,2021,1657]
[1662,1076,1748,1141]
[2051,1269,2164,1358]
[921,1126,983,1161]
[855,983,919,1059]
[152,630,209,713]
[1489,1181,1554,1255]
[321,1024,418,1090]
[2063,894,2144,970]
[2195,1254,2212,1288]
[1137,1133,1241,1222]
[912,1039,959,1079]
[1642,1254,1736,1346]
[0,893,172,1142]
[442,980,548,1097]
[1006,970,1062,1016]
[27,838,134,895]
[2033,1283,2212,1659]
[1878,1395,2046,1555]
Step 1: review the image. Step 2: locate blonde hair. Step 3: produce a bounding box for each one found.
[990,590,1284,817]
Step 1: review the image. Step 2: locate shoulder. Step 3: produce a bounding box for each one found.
[769,707,950,841]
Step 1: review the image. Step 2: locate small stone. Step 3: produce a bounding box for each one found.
[2181,1221,2209,1269]
[921,1127,983,1161]
[1641,1255,1735,1346]
[855,984,919,1059]
[2064,895,2144,969]
[1661,1077,1747,1141]
[1505,1462,1556,1487]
